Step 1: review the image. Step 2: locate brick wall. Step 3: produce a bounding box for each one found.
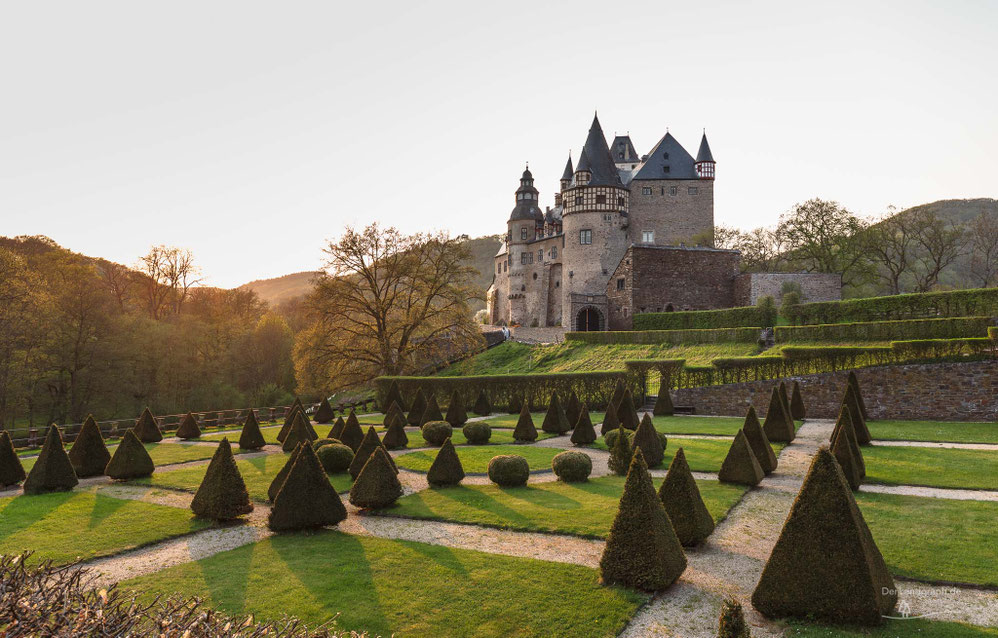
[733,272,842,306]
[627,179,714,245]
[672,359,998,421]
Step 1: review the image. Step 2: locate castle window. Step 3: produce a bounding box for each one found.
[603,213,612,221]
[497,263,501,274]
[617,196,625,206]
[521,253,528,265]
[669,186,678,196]
[575,195,583,205]
[517,193,523,201]
[555,281,560,288]
[596,194,606,204]
[642,230,654,244]
[663,165,670,174]
[533,272,538,280]
[663,152,669,160]
[579,229,592,245]
[520,227,528,240]
[616,278,625,290]
[550,246,557,259]
[641,187,652,195]
[688,187,699,195]
[537,249,543,262]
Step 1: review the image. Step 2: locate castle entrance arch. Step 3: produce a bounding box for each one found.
[575,306,603,332]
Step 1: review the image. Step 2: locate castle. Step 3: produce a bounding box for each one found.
[487,114,841,331]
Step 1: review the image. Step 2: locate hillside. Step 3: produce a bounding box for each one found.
[894,198,997,226]
[238,234,503,309]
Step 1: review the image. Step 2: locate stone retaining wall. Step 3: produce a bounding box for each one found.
[673,359,998,421]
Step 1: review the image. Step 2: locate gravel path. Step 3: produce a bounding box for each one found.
[860,483,998,502]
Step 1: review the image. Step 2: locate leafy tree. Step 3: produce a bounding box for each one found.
[777,199,870,288]
[968,211,998,287]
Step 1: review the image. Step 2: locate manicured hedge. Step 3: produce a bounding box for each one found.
[784,287,998,325]
[375,371,631,412]
[890,338,993,359]
[775,316,992,343]
[633,306,773,330]
[566,327,760,345]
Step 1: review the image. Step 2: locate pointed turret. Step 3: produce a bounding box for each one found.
[578,113,621,187]
[508,165,543,223]
[561,154,574,183]
[695,132,716,179]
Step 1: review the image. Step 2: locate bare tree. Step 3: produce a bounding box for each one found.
[909,210,965,292]
[862,207,916,294]
[735,227,785,272]
[137,246,203,318]
[97,260,134,310]
[295,225,483,394]
[968,211,998,287]
[712,225,741,250]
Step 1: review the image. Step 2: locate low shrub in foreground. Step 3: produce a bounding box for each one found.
[105,429,154,480]
[269,444,348,532]
[462,421,492,445]
[23,425,78,494]
[421,421,453,447]
[551,450,592,482]
[426,438,465,487]
[487,455,529,487]
[190,439,253,521]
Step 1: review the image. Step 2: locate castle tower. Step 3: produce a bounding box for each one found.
[503,165,544,325]
[560,113,631,331]
[695,132,715,180]
[554,155,573,207]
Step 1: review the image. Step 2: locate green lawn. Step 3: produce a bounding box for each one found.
[21,442,249,472]
[589,436,786,471]
[132,452,352,500]
[786,619,998,637]
[859,492,998,587]
[381,476,747,538]
[868,420,998,444]
[863,446,998,490]
[202,425,283,444]
[395,445,563,474]
[0,491,209,565]
[120,530,646,638]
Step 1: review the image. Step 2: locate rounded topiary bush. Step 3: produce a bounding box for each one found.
[552,450,592,482]
[487,455,529,487]
[462,422,492,445]
[312,438,342,451]
[421,421,453,447]
[604,428,631,449]
[315,443,353,474]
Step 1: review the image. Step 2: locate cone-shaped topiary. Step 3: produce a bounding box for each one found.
[0,431,26,488]
[752,448,897,625]
[616,388,639,430]
[473,389,492,416]
[419,394,444,427]
[329,416,346,441]
[507,393,523,415]
[426,437,465,487]
[601,405,621,436]
[657,447,714,546]
[276,398,304,442]
[653,389,674,416]
[190,438,253,520]
[632,413,664,467]
[541,392,571,434]
[565,390,582,430]
[843,384,872,445]
[68,415,111,478]
[349,446,403,509]
[609,378,626,411]
[238,409,266,450]
[742,406,778,474]
[570,403,597,446]
[779,381,793,425]
[600,448,687,591]
[718,430,764,486]
[848,371,869,421]
[281,411,312,453]
[608,426,633,476]
[791,381,806,420]
[512,404,538,442]
[175,412,202,440]
[384,380,405,415]
[268,444,303,502]
[314,397,335,424]
[445,390,468,427]
[832,433,862,490]
[382,410,409,450]
[831,405,866,478]
[383,400,404,427]
[339,410,365,452]
[349,426,398,479]
[268,443,347,531]
[105,429,154,480]
[717,599,751,638]
[407,387,427,426]
[23,425,79,494]
[134,407,163,443]
[762,386,795,443]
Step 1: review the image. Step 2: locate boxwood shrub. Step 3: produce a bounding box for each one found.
[421,421,453,447]
[462,421,492,445]
[784,287,998,325]
[487,455,529,487]
[634,306,773,330]
[775,316,992,343]
[566,327,760,345]
[551,450,592,482]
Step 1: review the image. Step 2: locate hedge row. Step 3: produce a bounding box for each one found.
[566,327,761,345]
[785,288,998,325]
[633,306,773,330]
[891,338,994,359]
[374,371,632,411]
[775,316,992,343]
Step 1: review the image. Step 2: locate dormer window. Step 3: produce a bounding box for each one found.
[517,193,523,200]
[663,165,670,174]
[663,152,670,160]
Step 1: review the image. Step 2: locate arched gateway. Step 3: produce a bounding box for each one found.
[575,306,603,331]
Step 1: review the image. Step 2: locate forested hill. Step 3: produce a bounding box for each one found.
[894,198,997,226]
[239,234,503,310]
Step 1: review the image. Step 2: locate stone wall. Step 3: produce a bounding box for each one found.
[733,272,842,306]
[627,178,713,245]
[672,359,998,421]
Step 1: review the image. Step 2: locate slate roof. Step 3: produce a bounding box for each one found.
[696,133,715,163]
[508,166,543,222]
[631,132,698,180]
[611,135,639,163]
[561,155,574,180]
[579,114,622,187]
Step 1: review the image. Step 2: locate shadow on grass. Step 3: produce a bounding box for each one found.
[433,484,535,527]
[88,492,131,529]
[0,491,74,542]
[199,531,257,615]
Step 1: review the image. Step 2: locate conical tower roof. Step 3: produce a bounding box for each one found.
[561,154,574,180]
[696,132,715,163]
[579,113,622,187]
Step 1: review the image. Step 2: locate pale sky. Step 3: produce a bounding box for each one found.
[2,0,996,288]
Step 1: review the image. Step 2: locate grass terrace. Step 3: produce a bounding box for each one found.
[120,530,646,638]
[20,442,252,471]
[863,446,998,491]
[394,444,563,474]
[381,476,748,538]
[868,420,998,444]
[0,490,209,565]
[588,436,786,471]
